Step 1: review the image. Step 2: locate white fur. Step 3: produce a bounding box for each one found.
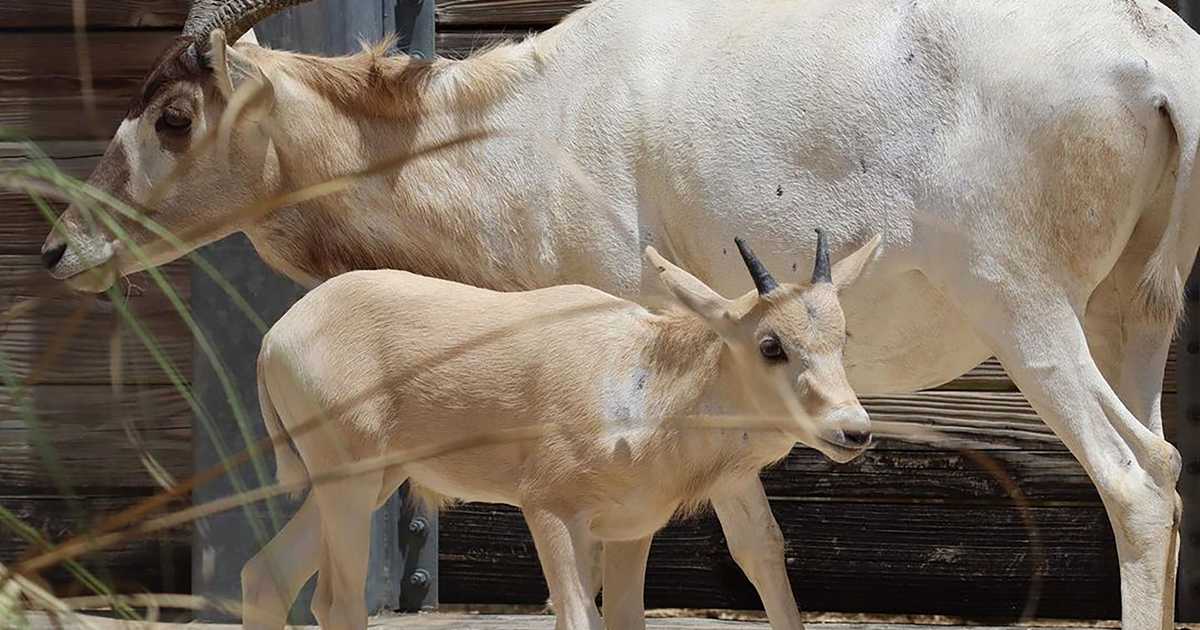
[40,1,1200,627]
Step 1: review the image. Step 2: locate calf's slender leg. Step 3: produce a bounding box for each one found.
[712,476,804,630]
[240,493,322,630]
[309,472,382,630]
[601,537,652,630]
[524,508,603,630]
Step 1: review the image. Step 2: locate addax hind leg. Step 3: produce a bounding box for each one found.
[309,470,383,630]
[1083,249,1175,436]
[1083,256,1182,629]
[240,493,322,630]
[925,265,1180,630]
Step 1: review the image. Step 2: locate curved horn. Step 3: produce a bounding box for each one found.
[184,0,226,36]
[734,237,779,296]
[812,228,831,284]
[189,0,317,56]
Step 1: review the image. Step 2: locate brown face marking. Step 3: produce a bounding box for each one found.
[87,139,131,199]
[126,35,210,120]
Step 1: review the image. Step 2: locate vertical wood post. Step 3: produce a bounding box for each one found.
[1177,3,1200,624]
[1178,262,1200,623]
[191,0,435,622]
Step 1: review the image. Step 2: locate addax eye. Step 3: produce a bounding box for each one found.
[156,109,192,135]
[759,335,787,362]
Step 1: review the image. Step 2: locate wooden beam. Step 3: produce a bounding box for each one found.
[0,0,187,29]
[0,493,190,596]
[0,385,191,491]
[440,500,1118,620]
[0,31,176,139]
[435,0,584,27]
[1177,263,1200,621]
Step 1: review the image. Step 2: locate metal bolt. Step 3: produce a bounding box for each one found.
[1190,406,1200,423]
[408,516,428,536]
[408,568,431,588]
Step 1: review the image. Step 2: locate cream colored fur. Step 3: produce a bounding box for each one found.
[243,242,875,630]
[38,1,1200,627]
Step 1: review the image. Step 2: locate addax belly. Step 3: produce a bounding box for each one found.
[838,269,991,395]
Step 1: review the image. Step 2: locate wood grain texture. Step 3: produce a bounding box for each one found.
[0,31,177,139]
[0,493,190,595]
[437,29,537,59]
[439,500,1118,620]
[0,384,191,491]
[0,281,194,385]
[0,0,187,29]
[436,0,587,26]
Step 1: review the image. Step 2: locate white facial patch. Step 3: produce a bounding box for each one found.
[120,116,174,201]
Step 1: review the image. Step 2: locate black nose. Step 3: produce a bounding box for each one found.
[842,429,871,447]
[41,242,67,270]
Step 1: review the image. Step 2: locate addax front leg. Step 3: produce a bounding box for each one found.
[712,476,804,630]
[525,508,603,630]
[602,537,652,630]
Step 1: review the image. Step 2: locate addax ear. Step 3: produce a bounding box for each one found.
[831,234,882,291]
[208,29,275,116]
[645,246,733,322]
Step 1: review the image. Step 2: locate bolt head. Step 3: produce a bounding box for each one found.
[408,568,431,588]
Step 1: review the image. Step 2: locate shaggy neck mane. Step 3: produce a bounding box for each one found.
[265,33,551,118]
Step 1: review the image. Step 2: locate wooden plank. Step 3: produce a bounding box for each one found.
[1176,256,1200,620]
[761,447,1095,504]
[437,29,537,59]
[0,142,105,253]
[0,493,189,595]
[439,501,1118,620]
[0,384,191,491]
[0,255,190,304]
[943,350,1177,394]
[436,0,587,27]
[0,0,188,30]
[0,287,194,385]
[0,31,177,139]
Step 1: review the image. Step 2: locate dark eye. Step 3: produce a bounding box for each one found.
[759,335,787,362]
[156,109,192,135]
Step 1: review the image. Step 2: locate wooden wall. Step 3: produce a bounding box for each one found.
[0,0,193,595]
[0,0,1183,622]
[431,0,1179,621]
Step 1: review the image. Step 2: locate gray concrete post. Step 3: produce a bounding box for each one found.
[191,1,435,622]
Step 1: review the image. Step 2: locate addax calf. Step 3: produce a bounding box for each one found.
[242,234,879,630]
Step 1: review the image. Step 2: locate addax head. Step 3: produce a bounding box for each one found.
[39,0,316,292]
[645,230,881,463]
